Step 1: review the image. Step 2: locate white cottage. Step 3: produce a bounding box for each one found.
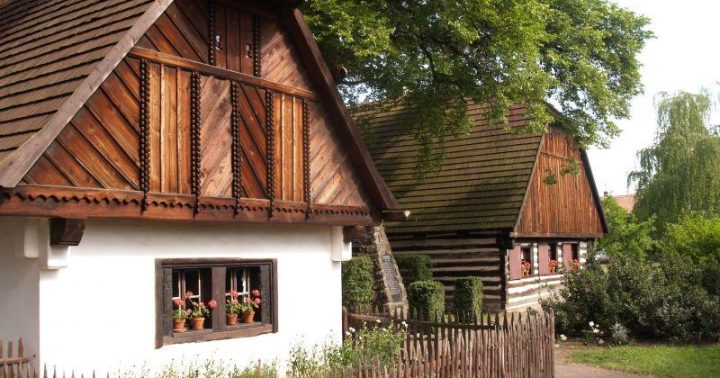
[0,0,403,372]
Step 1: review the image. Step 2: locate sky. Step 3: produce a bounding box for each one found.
[587,0,720,196]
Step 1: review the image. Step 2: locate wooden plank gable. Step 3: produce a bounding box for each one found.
[514,131,605,238]
[1,0,389,225]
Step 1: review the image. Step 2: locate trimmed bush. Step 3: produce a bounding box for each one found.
[342,256,375,313]
[395,254,433,286]
[407,280,445,319]
[454,277,484,317]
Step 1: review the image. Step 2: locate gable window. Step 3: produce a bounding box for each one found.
[521,246,533,277]
[156,259,277,347]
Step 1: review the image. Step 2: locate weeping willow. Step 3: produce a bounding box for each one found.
[629,91,720,231]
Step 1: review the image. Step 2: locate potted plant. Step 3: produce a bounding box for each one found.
[240,289,262,324]
[226,290,242,325]
[189,299,217,331]
[571,258,581,270]
[172,298,190,332]
[521,259,531,278]
[549,259,558,273]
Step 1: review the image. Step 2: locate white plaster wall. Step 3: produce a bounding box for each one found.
[0,216,41,366]
[37,219,342,374]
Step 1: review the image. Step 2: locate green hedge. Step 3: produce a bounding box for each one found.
[407,280,445,320]
[395,254,433,286]
[454,277,484,318]
[342,256,375,313]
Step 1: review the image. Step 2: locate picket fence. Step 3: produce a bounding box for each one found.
[2,310,554,377]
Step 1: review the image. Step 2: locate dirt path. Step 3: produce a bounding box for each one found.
[555,343,653,378]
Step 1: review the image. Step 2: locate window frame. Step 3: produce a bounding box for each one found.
[155,258,278,348]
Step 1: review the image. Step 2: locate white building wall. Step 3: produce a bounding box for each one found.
[2,218,344,374]
[0,217,41,366]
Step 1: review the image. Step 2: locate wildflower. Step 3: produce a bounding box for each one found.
[598,339,605,345]
[589,321,595,327]
[559,334,567,342]
[401,321,408,329]
[593,328,600,334]
[348,327,356,333]
[345,331,351,337]
[376,319,381,324]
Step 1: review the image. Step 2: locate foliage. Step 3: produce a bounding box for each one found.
[407,280,445,320]
[610,323,630,345]
[342,256,375,313]
[226,291,242,315]
[189,299,216,319]
[629,91,720,231]
[569,345,720,378]
[121,359,278,378]
[543,167,558,186]
[661,215,720,295]
[394,254,433,286]
[287,325,405,377]
[542,253,720,341]
[560,160,581,176]
[453,277,484,317]
[303,0,652,171]
[596,197,655,259]
[582,321,605,345]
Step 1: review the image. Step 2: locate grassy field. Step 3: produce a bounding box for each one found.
[569,344,720,378]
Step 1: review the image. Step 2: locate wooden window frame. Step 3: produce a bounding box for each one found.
[155,258,278,348]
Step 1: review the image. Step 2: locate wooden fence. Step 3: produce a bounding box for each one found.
[342,309,555,377]
[0,339,30,378]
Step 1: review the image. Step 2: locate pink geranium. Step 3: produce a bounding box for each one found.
[208,299,218,309]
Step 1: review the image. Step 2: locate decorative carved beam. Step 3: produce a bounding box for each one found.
[139,59,150,212]
[191,71,202,215]
[231,80,242,215]
[302,98,311,218]
[50,218,85,246]
[265,90,275,217]
[208,0,217,66]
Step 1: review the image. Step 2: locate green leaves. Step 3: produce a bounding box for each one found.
[303,0,652,167]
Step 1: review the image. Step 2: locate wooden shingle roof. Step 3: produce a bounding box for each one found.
[358,103,543,234]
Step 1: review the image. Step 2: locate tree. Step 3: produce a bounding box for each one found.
[596,197,655,259]
[629,91,720,230]
[303,0,652,168]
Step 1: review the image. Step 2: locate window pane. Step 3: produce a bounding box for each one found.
[172,270,180,298]
[184,270,201,298]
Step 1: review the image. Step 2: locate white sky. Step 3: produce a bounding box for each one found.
[587,0,720,196]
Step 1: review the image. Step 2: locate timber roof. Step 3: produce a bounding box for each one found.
[0,0,400,214]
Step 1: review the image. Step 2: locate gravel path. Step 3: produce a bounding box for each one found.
[555,343,653,378]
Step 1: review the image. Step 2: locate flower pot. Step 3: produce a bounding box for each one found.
[227,313,238,325]
[242,312,255,324]
[173,319,187,333]
[191,317,205,331]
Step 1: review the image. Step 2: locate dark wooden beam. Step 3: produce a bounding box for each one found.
[49,218,85,246]
[139,59,150,212]
[191,71,202,215]
[266,90,275,217]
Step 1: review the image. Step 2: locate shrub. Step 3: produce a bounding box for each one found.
[610,323,630,345]
[342,256,375,313]
[407,280,445,319]
[394,254,433,286]
[453,277,483,318]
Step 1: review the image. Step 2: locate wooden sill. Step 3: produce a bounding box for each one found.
[162,323,274,346]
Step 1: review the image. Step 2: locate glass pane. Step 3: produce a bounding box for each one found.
[184,270,201,299]
[172,270,180,298]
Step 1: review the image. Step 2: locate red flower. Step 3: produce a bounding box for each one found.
[208,299,218,309]
[173,298,183,307]
[254,298,262,305]
[244,297,251,303]
[230,290,238,298]
[186,309,192,315]
[252,289,261,297]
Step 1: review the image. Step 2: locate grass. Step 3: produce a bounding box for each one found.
[569,344,720,378]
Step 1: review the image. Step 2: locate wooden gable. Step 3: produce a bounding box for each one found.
[0,0,396,226]
[514,131,606,238]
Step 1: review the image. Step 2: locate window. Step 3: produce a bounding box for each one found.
[521,246,533,277]
[548,243,559,274]
[571,244,581,269]
[156,259,277,348]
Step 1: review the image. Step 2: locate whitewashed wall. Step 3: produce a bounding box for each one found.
[2,217,344,374]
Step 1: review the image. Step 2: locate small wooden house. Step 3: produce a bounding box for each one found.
[358,103,607,311]
[0,0,402,372]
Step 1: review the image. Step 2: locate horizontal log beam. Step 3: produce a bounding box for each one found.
[129,47,318,100]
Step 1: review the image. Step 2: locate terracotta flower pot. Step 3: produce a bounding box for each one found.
[227,313,238,325]
[191,317,205,331]
[173,319,187,333]
[242,311,255,324]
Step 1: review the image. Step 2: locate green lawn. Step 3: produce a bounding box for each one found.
[569,344,720,378]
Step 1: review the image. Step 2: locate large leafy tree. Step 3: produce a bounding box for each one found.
[596,197,655,259]
[629,91,720,230]
[303,0,652,165]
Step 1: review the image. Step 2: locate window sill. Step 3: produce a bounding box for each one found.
[162,323,274,346]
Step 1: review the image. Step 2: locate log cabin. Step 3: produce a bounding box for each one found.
[357,102,607,312]
[0,0,404,372]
